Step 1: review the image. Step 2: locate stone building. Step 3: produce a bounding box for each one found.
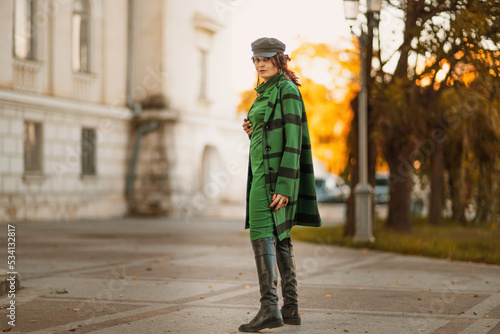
[0,0,247,222]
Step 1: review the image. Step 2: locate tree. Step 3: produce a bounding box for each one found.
[372,0,500,231]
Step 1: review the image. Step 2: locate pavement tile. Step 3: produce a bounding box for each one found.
[0,217,499,334]
[0,299,141,333]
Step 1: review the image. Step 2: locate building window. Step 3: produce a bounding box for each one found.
[23,121,43,172]
[13,0,37,60]
[72,0,91,72]
[81,128,96,175]
[200,49,207,99]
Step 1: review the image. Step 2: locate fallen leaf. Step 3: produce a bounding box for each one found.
[247,312,250,314]
[200,297,204,299]
[84,282,88,285]
[55,289,68,294]
[208,286,212,288]
[146,268,152,271]
[326,313,332,315]
[417,298,422,301]
[3,327,13,332]
[73,309,80,311]
[485,315,490,318]
[245,285,250,289]
[394,280,398,284]
[133,276,137,280]
[344,330,349,332]
[119,294,124,298]
[474,294,479,298]
[299,312,305,314]
[31,320,38,323]
[325,294,332,297]
[359,288,366,290]
[157,259,165,263]
[486,325,491,328]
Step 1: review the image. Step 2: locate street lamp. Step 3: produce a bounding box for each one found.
[343,0,381,243]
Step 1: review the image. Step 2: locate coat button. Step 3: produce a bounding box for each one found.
[270,189,275,195]
[264,124,270,129]
[265,145,271,151]
[268,167,274,173]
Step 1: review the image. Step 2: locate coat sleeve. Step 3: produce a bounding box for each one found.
[274,83,302,198]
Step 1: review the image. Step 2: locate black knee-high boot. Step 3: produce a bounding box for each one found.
[239,237,284,332]
[276,237,301,325]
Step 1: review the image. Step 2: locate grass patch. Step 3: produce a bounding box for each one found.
[290,218,500,265]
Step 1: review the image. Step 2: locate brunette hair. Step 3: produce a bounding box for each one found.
[255,53,301,88]
[272,53,301,87]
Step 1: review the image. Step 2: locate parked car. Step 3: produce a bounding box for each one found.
[315,174,350,203]
[374,172,425,216]
[374,172,390,204]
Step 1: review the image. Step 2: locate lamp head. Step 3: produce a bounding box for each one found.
[343,0,359,21]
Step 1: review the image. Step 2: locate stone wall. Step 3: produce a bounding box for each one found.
[0,91,131,222]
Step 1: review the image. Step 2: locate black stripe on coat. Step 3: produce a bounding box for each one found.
[282,93,301,102]
[296,212,322,225]
[276,219,295,235]
[284,114,301,126]
[298,193,317,201]
[278,167,300,179]
[284,147,301,155]
[265,119,283,130]
[300,163,315,174]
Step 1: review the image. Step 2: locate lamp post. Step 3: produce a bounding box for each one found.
[343,0,381,243]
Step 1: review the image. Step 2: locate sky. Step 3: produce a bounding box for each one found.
[230,0,352,93]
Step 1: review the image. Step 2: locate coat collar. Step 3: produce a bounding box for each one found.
[263,73,288,123]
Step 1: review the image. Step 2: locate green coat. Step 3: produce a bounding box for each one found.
[245,74,322,240]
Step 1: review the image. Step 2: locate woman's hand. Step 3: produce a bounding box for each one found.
[270,194,289,211]
[243,118,253,136]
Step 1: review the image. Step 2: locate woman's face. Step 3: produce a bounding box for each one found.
[252,56,279,82]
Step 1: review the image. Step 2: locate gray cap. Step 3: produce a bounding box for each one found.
[251,37,286,57]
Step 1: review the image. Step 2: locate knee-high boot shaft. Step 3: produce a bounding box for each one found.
[276,237,301,325]
[239,237,284,332]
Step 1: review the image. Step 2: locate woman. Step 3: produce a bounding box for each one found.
[239,37,322,332]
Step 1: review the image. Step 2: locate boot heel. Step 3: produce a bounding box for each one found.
[264,319,284,329]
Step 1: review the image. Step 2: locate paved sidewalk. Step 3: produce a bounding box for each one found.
[0,217,499,334]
